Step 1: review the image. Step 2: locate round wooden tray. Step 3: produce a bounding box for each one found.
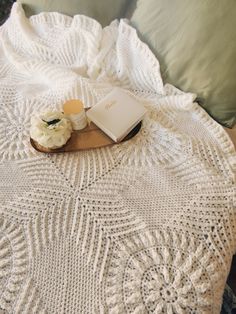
[30,121,142,153]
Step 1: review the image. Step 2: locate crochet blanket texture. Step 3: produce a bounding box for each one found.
[0,3,236,313]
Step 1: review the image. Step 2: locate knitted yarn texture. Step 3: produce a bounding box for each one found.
[0,3,236,313]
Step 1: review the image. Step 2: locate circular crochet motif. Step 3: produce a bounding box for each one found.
[0,101,48,161]
[141,265,179,306]
[113,108,188,167]
[106,230,219,313]
[0,218,28,312]
[124,248,195,313]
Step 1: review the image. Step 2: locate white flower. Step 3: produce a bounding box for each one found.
[30,111,72,149]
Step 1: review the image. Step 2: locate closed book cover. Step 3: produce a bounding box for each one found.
[86,88,147,142]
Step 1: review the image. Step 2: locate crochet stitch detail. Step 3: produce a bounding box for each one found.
[0,3,235,313]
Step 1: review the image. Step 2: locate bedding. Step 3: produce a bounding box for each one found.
[131,0,236,128]
[18,0,132,26]
[0,3,236,313]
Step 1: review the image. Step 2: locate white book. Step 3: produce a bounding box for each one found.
[86,88,147,142]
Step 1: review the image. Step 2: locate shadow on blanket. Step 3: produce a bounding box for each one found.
[221,285,236,314]
[0,0,15,25]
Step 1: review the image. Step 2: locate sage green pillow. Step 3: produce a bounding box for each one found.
[131,0,236,128]
[18,0,132,26]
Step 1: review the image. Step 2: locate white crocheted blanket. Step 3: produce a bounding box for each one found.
[0,3,236,313]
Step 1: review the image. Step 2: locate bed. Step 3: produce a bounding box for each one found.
[0,2,236,313]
